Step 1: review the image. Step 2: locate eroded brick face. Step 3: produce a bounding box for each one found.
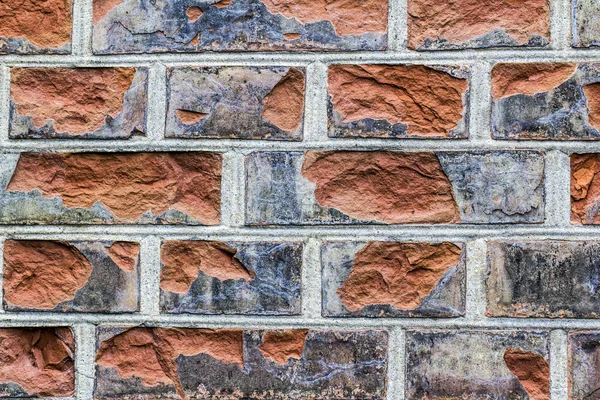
[160,241,303,315]
[573,0,600,47]
[487,241,600,318]
[92,0,388,53]
[406,330,550,399]
[0,152,222,225]
[328,65,470,139]
[0,328,75,397]
[245,151,545,225]
[166,66,305,140]
[570,332,600,399]
[322,241,466,317]
[10,68,148,139]
[407,0,550,50]
[94,328,389,399]
[0,0,72,54]
[491,63,600,140]
[3,240,140,313]
[571,153,600,224]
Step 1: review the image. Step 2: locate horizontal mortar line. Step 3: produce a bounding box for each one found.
[4,139,600,153]
[0,313,600,330]
[2,225,600,239]
[6,48,600,65]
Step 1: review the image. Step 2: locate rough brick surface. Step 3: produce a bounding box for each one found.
[246,151,545,225]
[0,152,221,225]
[160,241,303,315]
[3,240,140,313]
[406,330,550,399]
[10,68,148,139]
[0,0,72,54]
[407,0,550,50]
[166,66,305,140]
[0,327,75,397]
[92,0,388,53]
[570,332,600,399]
[328,65,470,139]
[94,327,388,399]
[491,63,600,140]
[573,0,600,47]
[570,153,600,224]
[487,241,600,318]
[322,241,466,317]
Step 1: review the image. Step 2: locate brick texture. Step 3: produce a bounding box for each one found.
[1,0,597,398]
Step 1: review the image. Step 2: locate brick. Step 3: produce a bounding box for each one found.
[0,327,75,397]
[491,63,600,140]
[160,241,303,315]
[572,0,600,47]
[569,332,600,399]
[487,241,600,318]
[92,0,388,54]
[407,0,550,50]
[3,240,139,313]
[245,151,545,225]
[322,241,466,317]
[406,330,550,399]
[10,68,148,139]
[0,152,221,225]
[569,153,600,224]
[94,327,388,399]
[166,67,305,140]
[0,0,72,54]
[328,65,470,139]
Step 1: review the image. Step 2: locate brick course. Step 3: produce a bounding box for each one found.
[0,0,598,398]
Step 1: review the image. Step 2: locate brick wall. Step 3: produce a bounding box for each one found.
[3,0,600,399]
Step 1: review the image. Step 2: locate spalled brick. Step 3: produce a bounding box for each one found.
[166,67,305,140]
[0,327,75,397]
[328,65,470,139]
[407,0,550,50]
[245,151,545,225]
[160,241,303,315]
[94,327,388,399]
[406,330,550,399]
[92,0,388,54]
[569,332,600,399]
[0,0,72,54]
[572,0,600,47]
[3,240,140,313]
[487,241,600,318]
[10,68,148,139]
[569,153,600,224]
[491,63,600,140]
[0,152,221,225]
[322,241,466,317]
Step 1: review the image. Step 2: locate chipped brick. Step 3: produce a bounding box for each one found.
[166,66,305,140]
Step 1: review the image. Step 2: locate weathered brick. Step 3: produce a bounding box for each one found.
[491,63,600,140]
[0,327,75,397]
[322,241,466,317]
[406,330,550,399]
[94,327,388,399]
[245,151,545,225]
[92,0,388,54]
[570,153,600,224]
[3,240,139,313]
[328,65,470,139]
[0,0,72,54]
[0,152,221,225]
[10,68,148,139]
[160,241,303,315]
[572,0,600,47]
[407,0,550,50]
[166,67,305,140]
[569,332,600,399]
[487,241,600,318]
